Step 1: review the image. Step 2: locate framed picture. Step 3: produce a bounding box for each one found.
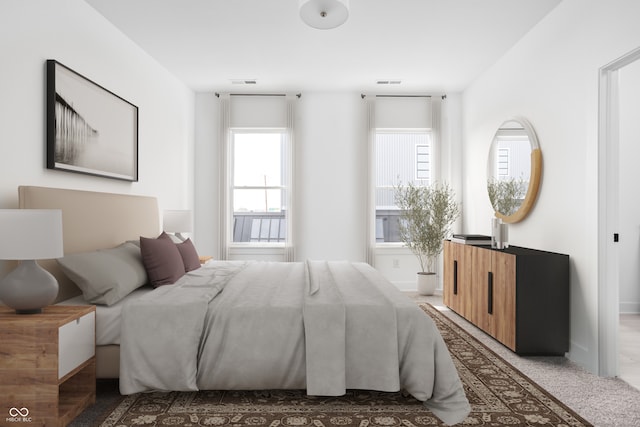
[46,60,138,181]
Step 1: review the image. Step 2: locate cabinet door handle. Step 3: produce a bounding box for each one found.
[487,271,493,315]
[453,260,458,295]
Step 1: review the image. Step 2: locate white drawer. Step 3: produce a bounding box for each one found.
[58,311,95,379]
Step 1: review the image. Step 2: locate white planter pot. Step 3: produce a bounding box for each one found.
[417,272,437,296]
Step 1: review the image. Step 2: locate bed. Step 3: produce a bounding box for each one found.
[18,185,470,426]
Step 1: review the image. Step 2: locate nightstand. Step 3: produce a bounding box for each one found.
[0,305,96,426]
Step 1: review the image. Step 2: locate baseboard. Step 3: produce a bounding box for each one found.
[567,340,597,375]
[393,281,444,296]
[619,301,640,314]
[392,281,419,291]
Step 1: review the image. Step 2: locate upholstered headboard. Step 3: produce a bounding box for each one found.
[18,186,160,302]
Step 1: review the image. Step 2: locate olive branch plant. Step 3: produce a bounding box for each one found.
[394,182,461,274]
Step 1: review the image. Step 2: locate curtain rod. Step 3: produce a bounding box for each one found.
[361,94,446,99]
[215,93,301,98]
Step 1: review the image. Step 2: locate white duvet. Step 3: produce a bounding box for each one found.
[119,260,470,425]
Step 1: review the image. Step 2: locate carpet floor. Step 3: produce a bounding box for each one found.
[73,303,597,427]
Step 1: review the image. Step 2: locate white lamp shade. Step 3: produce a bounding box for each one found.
[163,210,193,233]
[0,209,63,260]
[300,0,349,29]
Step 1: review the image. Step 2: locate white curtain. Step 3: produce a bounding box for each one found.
[218,93,231,260]
[284,94,297,262]
[431,96,442,183]
[365,95,377,266]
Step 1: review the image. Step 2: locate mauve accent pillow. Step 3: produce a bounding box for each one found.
[176,238,201,272]
[140,234,185,287]
[57,242,148,306]
[157,231,174,243]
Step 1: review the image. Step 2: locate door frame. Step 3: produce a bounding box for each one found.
[598,46,640,376]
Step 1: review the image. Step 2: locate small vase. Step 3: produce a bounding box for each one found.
[491,217,501,248]
[417,272,437,296]
[491,218,509,249]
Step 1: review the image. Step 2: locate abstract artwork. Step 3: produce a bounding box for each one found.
[46,60,138,181]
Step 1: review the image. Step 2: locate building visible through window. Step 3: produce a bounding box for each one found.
[375,130,431,243]
[416,144,430,180]
[497,147,510,177]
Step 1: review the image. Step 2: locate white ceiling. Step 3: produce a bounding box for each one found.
[85,0,561,94]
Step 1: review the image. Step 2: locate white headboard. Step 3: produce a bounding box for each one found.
[18,186,160,302]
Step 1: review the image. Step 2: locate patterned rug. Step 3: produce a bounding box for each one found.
[93,303,592,427]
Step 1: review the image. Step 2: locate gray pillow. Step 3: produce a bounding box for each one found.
[57,242,148,306]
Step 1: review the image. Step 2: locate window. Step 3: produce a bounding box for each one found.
[365,95,442,267]
[375,130,432,243]
[231,130,288,244]
[218,94,296,261]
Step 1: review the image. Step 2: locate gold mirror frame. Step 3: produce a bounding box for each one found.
[488,117,542,223]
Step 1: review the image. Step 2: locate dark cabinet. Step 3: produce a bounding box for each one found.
[443,240,569,355]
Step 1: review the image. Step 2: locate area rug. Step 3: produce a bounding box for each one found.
[93,303,592,427]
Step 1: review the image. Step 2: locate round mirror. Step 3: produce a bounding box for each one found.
[487,117,542,223]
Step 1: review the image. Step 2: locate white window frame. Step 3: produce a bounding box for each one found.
[228,127,290,249]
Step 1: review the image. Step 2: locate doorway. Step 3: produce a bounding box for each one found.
[598,46,640,382]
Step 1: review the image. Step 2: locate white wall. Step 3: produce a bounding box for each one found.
[461,0,640,373]
[295,92,367,262]
[0,0,194,276]
[619,58,640,314]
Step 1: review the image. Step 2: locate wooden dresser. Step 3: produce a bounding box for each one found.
[0,305,96,426]
[443,240,569,355]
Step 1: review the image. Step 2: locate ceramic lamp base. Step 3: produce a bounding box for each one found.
[0,260,58,314]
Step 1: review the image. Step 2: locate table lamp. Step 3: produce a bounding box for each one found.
[0,209,63,314]
[163,210,193,242]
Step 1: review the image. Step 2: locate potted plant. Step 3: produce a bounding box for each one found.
[394,181,460,295]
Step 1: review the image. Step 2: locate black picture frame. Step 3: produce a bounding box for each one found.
[46,60,138,181]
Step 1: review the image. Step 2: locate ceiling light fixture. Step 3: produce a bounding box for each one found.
[299,0,349,30]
